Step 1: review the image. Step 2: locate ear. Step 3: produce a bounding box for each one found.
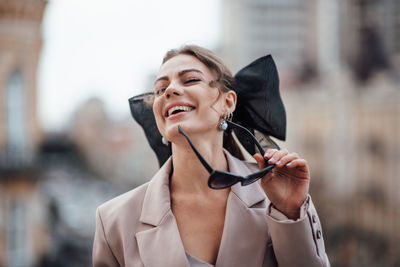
[224,90,237,114]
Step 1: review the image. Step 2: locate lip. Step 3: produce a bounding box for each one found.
[166,111,193,120]
[164,102,196,118]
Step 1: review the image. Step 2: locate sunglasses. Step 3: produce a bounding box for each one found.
[178,120,279,189]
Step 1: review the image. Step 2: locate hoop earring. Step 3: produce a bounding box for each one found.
[162,136,169,146]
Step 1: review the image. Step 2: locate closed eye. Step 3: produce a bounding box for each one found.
[155,88,166,96]
[184,78,201,84]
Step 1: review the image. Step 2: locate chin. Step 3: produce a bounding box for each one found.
[167,120,218,141]
[163,124,181,140]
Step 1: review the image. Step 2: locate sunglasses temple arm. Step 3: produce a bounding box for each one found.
[227,121,266,155]
[178,126,214,174]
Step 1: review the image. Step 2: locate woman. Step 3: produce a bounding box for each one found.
[93,45,330,267]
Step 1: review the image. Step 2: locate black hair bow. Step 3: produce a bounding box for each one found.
[231,55,286,155]
[129,55,286,166]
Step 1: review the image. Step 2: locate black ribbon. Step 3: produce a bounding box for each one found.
[232,55,286,155]
[129,55,286,166]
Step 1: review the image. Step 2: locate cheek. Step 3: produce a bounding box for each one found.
[199,88,220,106]
[152,99,165,130]
[152,97,163,117]
[204,92,225,115]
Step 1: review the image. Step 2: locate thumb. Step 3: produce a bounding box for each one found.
[253,153,267,170]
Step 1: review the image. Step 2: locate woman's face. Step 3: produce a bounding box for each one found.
[152,54,232,142]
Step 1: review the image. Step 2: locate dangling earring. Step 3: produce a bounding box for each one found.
[218,113,232,131]
[219,119,228,131]
[162,136,169,146]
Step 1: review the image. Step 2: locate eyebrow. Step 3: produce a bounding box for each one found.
[154,68,203,85]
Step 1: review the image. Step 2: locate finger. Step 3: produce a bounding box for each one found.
[253,153,267,169]
[274,152,299,168]
[285,158,307,169]
[266,148,289,165]
[264,148,278,159]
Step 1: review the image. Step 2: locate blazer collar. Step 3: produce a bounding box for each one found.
[139,150,266,226]
[136,158,189,267]
[139,157,173,226]
[226,150,267,208]
[215,151,270,267]
[136,150,268,267]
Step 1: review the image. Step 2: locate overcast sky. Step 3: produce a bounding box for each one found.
[38,0,220,131]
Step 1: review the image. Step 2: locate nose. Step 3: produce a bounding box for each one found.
[164,84,183,99]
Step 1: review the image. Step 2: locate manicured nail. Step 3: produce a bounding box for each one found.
[268,158,275,163]
[264,152,269,157]
[276,161,281,165]
[286,162,292,167]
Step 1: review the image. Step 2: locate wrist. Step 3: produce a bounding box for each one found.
[272,204,301,220]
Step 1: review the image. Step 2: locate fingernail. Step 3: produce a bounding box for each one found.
[268,158,275,163]
[286,162,291,167]
[264,152,269,157]
[276,161,281,165]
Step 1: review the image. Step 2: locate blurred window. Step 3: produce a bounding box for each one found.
[6,199,29,267]
[6,71,27,163]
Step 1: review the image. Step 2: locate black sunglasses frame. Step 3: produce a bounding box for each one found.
[178,121,279,189]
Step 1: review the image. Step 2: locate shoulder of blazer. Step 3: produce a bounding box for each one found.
[96,182,150,231]
[97,156,173,235]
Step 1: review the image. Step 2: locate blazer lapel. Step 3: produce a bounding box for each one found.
[215,152,270,267]
[135,151,270,267]
[135,158,189,267]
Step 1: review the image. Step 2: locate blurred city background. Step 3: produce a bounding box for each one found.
[0,0,399,266]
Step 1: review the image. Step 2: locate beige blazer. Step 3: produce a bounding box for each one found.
[93,151,330,267]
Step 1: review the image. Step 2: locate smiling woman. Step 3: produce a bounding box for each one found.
[153,53,233,145]
[92,45,331,267]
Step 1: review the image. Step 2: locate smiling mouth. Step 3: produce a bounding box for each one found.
[165,105,195,118]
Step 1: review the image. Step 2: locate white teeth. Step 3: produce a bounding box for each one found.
[167,105,193,116]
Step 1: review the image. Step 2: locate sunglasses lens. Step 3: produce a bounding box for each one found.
[242,166,273,186]
[242,176,261,186]
[209,173,238,189]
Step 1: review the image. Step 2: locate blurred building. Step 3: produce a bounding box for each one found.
[36,134,124,267]
[343,0,400,82]
[69,97,159,186]
[219,0,400,84]
[219,0,319,85]
[0,0,47,266]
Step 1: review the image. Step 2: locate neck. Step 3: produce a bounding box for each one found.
[170,131,230,197]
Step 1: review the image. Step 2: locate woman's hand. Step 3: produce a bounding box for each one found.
[253,149,310,220]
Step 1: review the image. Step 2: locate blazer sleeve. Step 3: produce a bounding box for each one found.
[266,196,330,267]
[93,208,120,267]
